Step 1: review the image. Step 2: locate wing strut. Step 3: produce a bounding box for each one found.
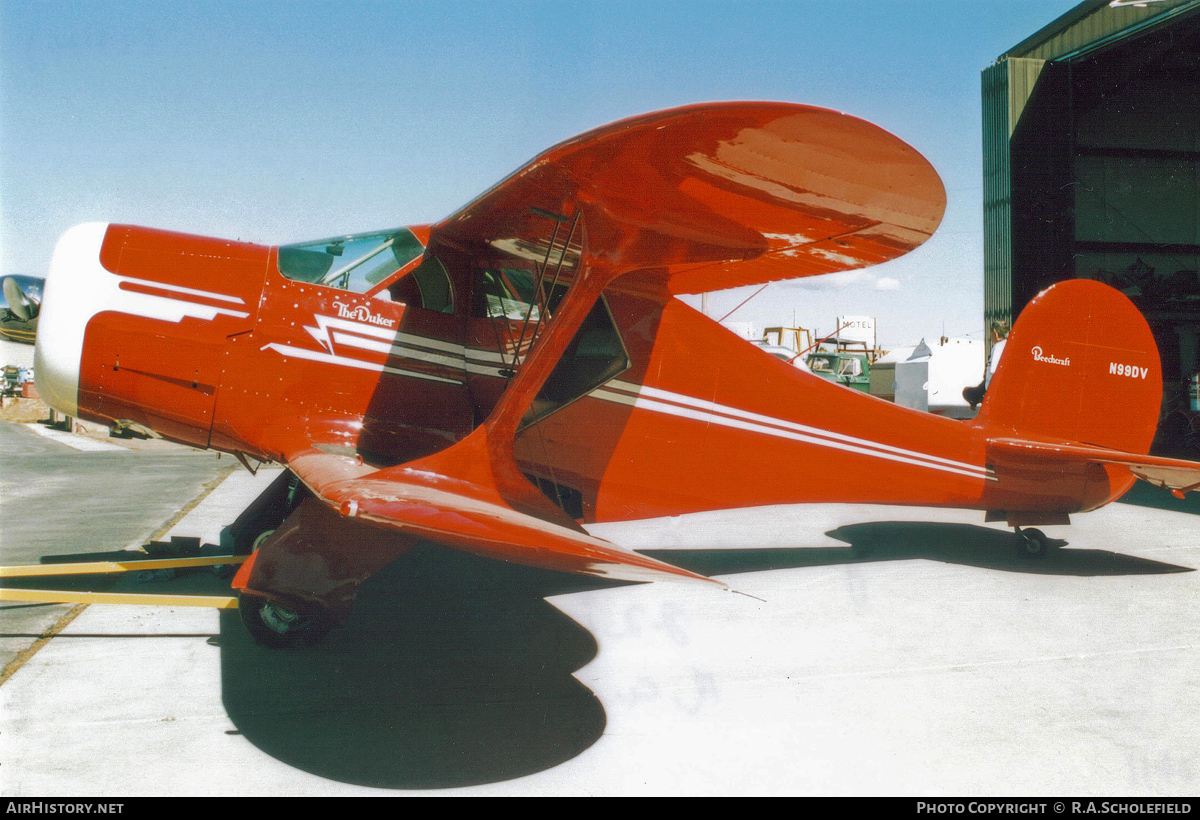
[511,209,583,514]
[514,209,581,368]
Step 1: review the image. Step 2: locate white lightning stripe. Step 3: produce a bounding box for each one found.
[119,275,246,305]
[590,386,994,482]
[465,348,510,364]
[392,330,466,356]
[338,330,517,363]
[605,379,992,477]
[292,314,519,383]
[287,315,515,381]
[333,331,467,371]
[121,296,248,321]
[263,343,464,385]
[305,315,395,353]
[303,314,510,364]
[105,279,250,322]
[419,337,528,363]
[465,361,510,377]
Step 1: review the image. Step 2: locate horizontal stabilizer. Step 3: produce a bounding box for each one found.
[990,437,1200,496]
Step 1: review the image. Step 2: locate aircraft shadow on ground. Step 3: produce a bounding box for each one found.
[216,520,1190,790]
[645,520,1195,578]
[218,544,621,791]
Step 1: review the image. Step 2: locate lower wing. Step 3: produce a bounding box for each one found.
[284,430,721,586]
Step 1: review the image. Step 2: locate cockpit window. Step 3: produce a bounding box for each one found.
[471,267,567,321]
[393,254,455,314]
[278,228,425,293]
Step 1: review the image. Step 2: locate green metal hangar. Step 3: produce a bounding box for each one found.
[983,0,1200,454]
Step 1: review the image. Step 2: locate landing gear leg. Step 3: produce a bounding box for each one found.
[1014,526,1052,559]
[229,472,308,555]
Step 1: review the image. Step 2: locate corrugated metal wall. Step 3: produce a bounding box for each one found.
[981,57,1045,341]
[981,61,1010,340]
[1009,0,1198,61]
[983,0,1200,344]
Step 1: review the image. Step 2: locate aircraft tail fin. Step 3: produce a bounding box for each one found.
[974,279,1162,456]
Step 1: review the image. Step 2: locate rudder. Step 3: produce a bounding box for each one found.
[975,279,1162,455]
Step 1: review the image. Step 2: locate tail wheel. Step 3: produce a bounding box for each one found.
[1015,527,1051,559]
[238,593,332,649]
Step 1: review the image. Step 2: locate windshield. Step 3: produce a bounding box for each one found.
[277,228,425,293]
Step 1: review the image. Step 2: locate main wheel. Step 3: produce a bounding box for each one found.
[238,593,332,649]
[1015,527,1051,558]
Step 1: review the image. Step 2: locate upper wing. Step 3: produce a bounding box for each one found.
[432,102,945,293]
[990,437,1200,496]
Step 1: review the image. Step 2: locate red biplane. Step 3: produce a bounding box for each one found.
[29,102,1200,646]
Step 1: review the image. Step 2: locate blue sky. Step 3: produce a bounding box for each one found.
[0,0,1083,346]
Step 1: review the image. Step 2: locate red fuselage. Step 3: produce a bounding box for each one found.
[36,222,1146,531]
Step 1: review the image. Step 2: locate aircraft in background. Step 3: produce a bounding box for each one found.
[29,102,1200,647]
[1,275,43,345]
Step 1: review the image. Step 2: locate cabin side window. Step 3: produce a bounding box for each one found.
[385,254,455,314]
[470,267,567,321]
[524,296,629,425]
